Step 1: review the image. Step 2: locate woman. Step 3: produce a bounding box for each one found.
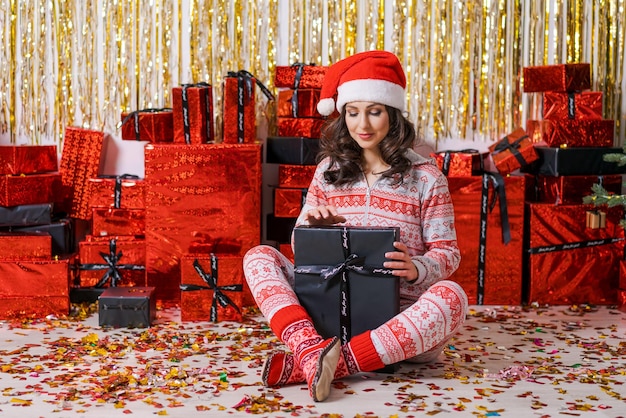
[243,50,468,402]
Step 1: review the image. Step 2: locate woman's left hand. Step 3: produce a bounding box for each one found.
[384,241,418,282]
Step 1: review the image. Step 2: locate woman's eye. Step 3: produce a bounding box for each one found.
[369,110,381,116]
[347,112,358,117]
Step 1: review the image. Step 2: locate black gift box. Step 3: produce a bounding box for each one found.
[294,226,400,344]
[0,203,53,227]
[266,136,320,165]
[98,286,156,328]
[9,218,74,255]
[521,147,626,176]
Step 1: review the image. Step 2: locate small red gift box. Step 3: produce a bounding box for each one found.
[543,91,603,121]
[0,145,58,175]
[531,174,623,205]
[274,64,328,89]
[120,109,174,142]
[0,173,62,206]
[222,73,256,144]
[0,232,51,260]
[180,254,244,322]
[0,258,70,319]
[278,164,316,188]
[172,83,215,144]
[489,128,539,175]
[430,149,486,177]
[77,237,146,288]
[274,188,307,218]
[277,89,325,118]
[91,207,146,237]
[526,119,615,147]
[277,117,326,138]
[88,175,145,210]
[523,63,591,92]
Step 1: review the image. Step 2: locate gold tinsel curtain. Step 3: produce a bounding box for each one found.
[0,0,624,149]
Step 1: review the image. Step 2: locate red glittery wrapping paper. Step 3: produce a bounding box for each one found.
[144,143,261,305]
[274,188,306,218]
[525,203,624,305]
[523,63,591,92]
[0,258,70,319]
[77,236,146,288]
[448,175,525,305]
[0,145,58,175]
[180,254,244,322]
[526,119,615,147]
[279,243,294,263]
[278,164,316,188]
[430,150,486,177]
[0,172,62,206]
[274,65,328,88]
[532,174,623,205]
[120,110,174,142]
[222,76,257,144]
[0,232,51,260]
[489,128,539,175]
[277,117,326,139]
[172,84,215,144]
[88,176,145,210]
[91,207,146,238]
[277,89,324,118]
[59,127,106,220]
[543,91,603,120]
[619,260,626,290]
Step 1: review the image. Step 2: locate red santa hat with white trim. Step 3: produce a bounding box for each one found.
[316,50,407,116]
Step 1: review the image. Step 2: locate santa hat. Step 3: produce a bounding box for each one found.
[317,50,406,116]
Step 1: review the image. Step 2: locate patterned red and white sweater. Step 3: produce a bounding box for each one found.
[294,149,461,308]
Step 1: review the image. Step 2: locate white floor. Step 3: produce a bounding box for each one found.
[0,304,625,418]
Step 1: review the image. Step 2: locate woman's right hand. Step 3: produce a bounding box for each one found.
[305,205,346,225]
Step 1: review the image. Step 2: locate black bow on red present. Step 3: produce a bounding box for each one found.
[77,238,145,288]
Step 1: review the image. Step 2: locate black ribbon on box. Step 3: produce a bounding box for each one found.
[436,149,483,176]
[77,238,146,288]
[179,255,242,322]
[290,63,312,118]
[492,133,529,167]
[226,70,275,143]
[477,172,511,305]
[180,82,214,144]
[527,237,624,255]
[99,174,141,209]
[119,108,172,141]
[567,92,576,119]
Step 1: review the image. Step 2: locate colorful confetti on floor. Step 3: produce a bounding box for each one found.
[0,304,625,418]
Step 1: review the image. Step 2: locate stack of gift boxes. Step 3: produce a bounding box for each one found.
[520,63,625,305]
[266,64,332,261]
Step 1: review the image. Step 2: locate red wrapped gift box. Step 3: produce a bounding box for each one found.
[277,89,325,118]
[274,188,306,218]
[279,243,294,263]
[277,117,326,139]
[120,109,174,142]
[543,91,603,121]
[531,174,623,205]
[431,149,486,177]
[180,254,244,322]
[88,175,145,210]
[0,145,58,175]
[0,232,51,260]
[77,237,146,288]
[489,128,539,175]
[222,73,256,144]
[525,203,624,305]
[0,258,70,319]
[448,174,525,305]
[523,63,591,92]
[144,143,261,305]
[0,173,62,207]
[172,83,215,144]
[620,260,626,290]
[274,64,328,89]
[278,164,316,188]
[59,127,107,220]
[526,119,615,148]
[91,207,146,237]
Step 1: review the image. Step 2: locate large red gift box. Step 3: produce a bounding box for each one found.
[526,119,615,147]
[543,91,603,121]
[0,173,62,206]
[91,207,146,238]
[278,164,316,188]
[77,237,146,288]
[0,145,58,175]
[274,188,306,218]
[277,117,326,138]
[144,143,261,305]
[120,109,174,142]
[529,174,623,205]
[523,63,591,92]
[0,258,70,319]
[277,89,324,118]
[172,83,215,144]
[489,128,539,175]
[525,204,624,305]
[448,174,525,305]
[430,150,486,177]
[88,175,145,210]
[180,254,244,322]
[0,232,51,260]
[274,64,328,89]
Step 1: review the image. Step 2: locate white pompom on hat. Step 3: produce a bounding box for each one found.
[316,50,407,116]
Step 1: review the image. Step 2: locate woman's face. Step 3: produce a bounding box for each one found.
[344,101,390,151]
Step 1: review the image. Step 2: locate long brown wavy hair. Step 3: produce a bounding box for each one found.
[317,105,416,186]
